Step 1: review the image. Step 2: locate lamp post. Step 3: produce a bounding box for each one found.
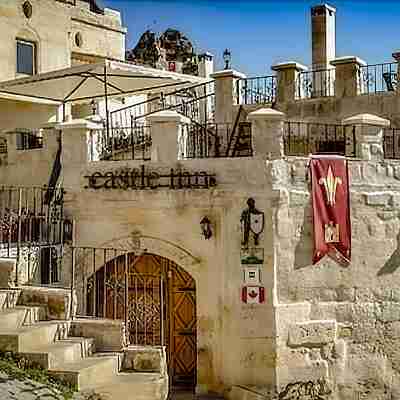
[90,99,97,115]
[223,48,231,70]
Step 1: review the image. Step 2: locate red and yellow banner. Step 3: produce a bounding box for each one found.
[310,155,351,266]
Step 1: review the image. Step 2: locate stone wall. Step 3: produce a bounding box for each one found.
[272,156,400,399]
[0,0,125,82]
[6,100,400,399]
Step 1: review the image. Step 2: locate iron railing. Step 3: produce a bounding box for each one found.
[236,76,277,105]
[71,247,165,347]
[284,121,356,157]
[384,128,400,159]
[180,122,231,158]
[0,186,68,286]
[359,62,397,94]
[88,124,151,161]
[14,129,43,150]
[0,138,7,154]
[179,121,252,158]
[109,81,215,127]
[296,69,335,99]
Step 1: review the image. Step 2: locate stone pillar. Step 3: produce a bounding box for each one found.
[392,51,400,94]
[56,119,102,186]
[41,122,60,154]
[271,62,308,103]
[330,56,366,98]
[342,113,390,161]
[147,110,189,162]
[210,69,246,123]
[247,108,285,159]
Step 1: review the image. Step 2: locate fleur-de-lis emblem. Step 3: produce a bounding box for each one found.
[319,165,342,206]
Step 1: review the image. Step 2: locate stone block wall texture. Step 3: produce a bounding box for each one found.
[272,157,400,399]
[70,318,125,352]
[17,286,71,320]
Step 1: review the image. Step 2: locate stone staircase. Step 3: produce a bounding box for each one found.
[0,288,168,399]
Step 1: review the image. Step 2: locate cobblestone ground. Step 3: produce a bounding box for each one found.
[0,371,98,400]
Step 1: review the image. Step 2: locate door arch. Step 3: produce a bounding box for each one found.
[86,252,197,388]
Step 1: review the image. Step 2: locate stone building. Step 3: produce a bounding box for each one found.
[1,2,400,400]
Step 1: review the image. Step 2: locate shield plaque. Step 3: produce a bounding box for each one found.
[249,212,264,235]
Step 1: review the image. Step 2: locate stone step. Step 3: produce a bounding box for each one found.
[93,371,168,400]
[0,306,40,330]
[0,320,67,352]
[49,353,120,390]
[0,289,20,309]
[20,337,96,370]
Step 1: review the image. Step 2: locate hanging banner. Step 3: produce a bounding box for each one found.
[310,155,351,266]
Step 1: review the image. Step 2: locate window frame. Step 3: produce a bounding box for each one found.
[16,38,37,76]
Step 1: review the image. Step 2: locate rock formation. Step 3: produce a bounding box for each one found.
[126,28,199,76]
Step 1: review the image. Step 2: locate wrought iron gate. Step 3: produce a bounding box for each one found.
[71,248,197,387]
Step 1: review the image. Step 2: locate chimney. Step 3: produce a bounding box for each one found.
[198,52,214,78]
[311,4,336,70]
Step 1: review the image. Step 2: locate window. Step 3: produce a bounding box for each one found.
[16,39,36,75]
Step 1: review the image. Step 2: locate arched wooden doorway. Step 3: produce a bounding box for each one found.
[86,252,196,388]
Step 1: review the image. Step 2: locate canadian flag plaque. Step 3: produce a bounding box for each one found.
[241,286,265,304]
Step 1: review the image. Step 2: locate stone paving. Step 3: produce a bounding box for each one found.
[0,371,101,400]
[0,372,224,400]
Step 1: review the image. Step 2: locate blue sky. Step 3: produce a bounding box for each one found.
[99,0,400,76]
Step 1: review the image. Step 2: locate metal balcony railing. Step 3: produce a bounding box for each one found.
[384,128,400,159]
[359,62,398,94]
[236,76,277,105]
[88,124,152,161]
[14,129,43,151]
[284,121,356,157]
[296,69,335,99]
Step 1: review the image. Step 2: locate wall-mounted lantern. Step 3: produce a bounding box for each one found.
[223,48,231,70]
[200,216,212,240]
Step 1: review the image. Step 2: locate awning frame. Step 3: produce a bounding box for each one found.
[0,60,206,133]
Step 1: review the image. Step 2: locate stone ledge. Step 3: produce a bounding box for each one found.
[330,56,366,67]
[247,108,285,121]
[288,320,337,347]
[342,113,390,127]
[210,69,246,79]
[271,62,308,72]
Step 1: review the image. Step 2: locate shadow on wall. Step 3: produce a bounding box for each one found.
[377,229,400,276]
[294,203,314,270]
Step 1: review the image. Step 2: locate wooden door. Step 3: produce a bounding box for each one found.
[86,252,197,388]
[169,264,196,387]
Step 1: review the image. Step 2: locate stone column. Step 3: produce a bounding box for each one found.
[41,122,60,155]
[247,108,285,159]
[147,110,189,162]
[330,56,366,98]
[271,62,308,103]
[210,69,246,123]
[56,119,102,186]
[392,51,400,95]
[342,113,390,161]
